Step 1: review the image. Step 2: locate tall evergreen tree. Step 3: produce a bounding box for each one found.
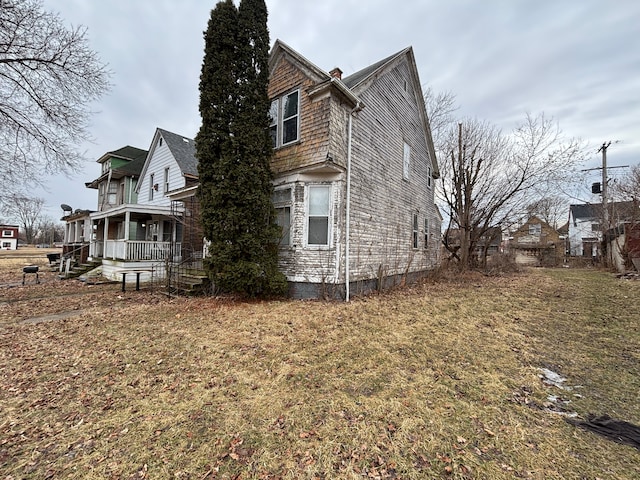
[196,0,287,297]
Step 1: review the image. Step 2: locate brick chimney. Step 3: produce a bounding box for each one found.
[329,67,343,80]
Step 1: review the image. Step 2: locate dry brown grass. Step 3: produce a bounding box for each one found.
[1,261,639,479]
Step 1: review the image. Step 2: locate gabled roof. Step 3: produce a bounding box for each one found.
[570,201,639,222]
[570,204,598,220]
[136,128,198,192]
[342,49,410,89]
[157,128,198,177]
[86,145,148,188]
[96,145,147,165]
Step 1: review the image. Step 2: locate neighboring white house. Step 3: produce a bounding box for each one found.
[1,224,19,250]
[568,204,601,257]
[568,202,638,258]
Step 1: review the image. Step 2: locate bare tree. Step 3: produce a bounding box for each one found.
[439,113,585,270]
[0,0,111,192]
[612,164,640,201]
[34,215,64,245]
[423,86,458,150]
[525,195,568,229]
[2,194,45,244]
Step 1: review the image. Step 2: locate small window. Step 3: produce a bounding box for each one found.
[273,188,292,246]
[403,142,411,180]
[591,223,601,232]
[270,90,300,148]
[308,185,330,246]
[164,167,170,193]
[2,241,10,248]
[107,181,118,204]
[529,223,541,235]
[424,218,429,248]
[2,230,13,237]
[412,213,419,249]
[149,173,155,201]
[427,165,432,189]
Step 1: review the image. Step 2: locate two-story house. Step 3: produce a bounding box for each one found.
[1,224,19,250]
[511,216,563,266]
[568,201,637,259]
[267,40,440,298]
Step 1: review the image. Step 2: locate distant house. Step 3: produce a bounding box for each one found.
[1,224,19,250]
[87,129,200,282]
[62,146,147,266]
[568,201,638,258]
[510,216,563,266]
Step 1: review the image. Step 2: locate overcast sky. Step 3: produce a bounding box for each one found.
[37,0,640,219]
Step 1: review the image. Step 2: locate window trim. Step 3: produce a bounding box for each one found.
[424,218,429,249]
[306,184,332,248]
[270,89,300,149]
[403,142,411,180]
[412,213,419,249]
[149,173,155,201]
[273,187,292,247]
[2,230,14,237]
[164,167,170,193]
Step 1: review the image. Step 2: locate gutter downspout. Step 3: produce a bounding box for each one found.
[345,101,363,302]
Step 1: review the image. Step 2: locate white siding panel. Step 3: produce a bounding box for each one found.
[137,142,185,207]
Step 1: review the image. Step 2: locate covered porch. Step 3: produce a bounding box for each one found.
[89,204,184,262]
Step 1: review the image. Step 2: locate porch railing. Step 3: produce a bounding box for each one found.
[101,240,181,261]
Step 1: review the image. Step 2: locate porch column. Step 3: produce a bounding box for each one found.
[104,217,110,259]
[124,211,131,241]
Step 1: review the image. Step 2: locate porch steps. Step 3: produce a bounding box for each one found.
[170,272,210,295]
[59,260,102,280]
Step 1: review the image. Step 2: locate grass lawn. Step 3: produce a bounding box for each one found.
[1,261,639,479]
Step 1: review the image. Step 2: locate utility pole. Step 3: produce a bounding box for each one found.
[599,141,611,233]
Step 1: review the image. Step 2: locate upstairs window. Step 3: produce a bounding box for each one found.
[529,223,541,235]
[403,142,411,180]
[107,181,118,205]
[427,165,432,189]
[273,187,292,246]
[149,173,155,201]
[270,90,300,148]
[164,167,170,193]
[412,213,419,249]
[2,230,13,237]
[308,185,330,246]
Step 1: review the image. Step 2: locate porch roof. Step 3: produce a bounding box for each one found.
[89,203,182,220]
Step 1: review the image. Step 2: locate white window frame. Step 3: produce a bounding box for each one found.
[529,223,541,235]
[2,230,13,237]
[424,218,429,249]
[273,187,292,247]
[107,180,118,205]
[403,142,411,180]
[149,173,155,201]
[306,184,332,248]
[270,90,300,148]
[164,167,170,193]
